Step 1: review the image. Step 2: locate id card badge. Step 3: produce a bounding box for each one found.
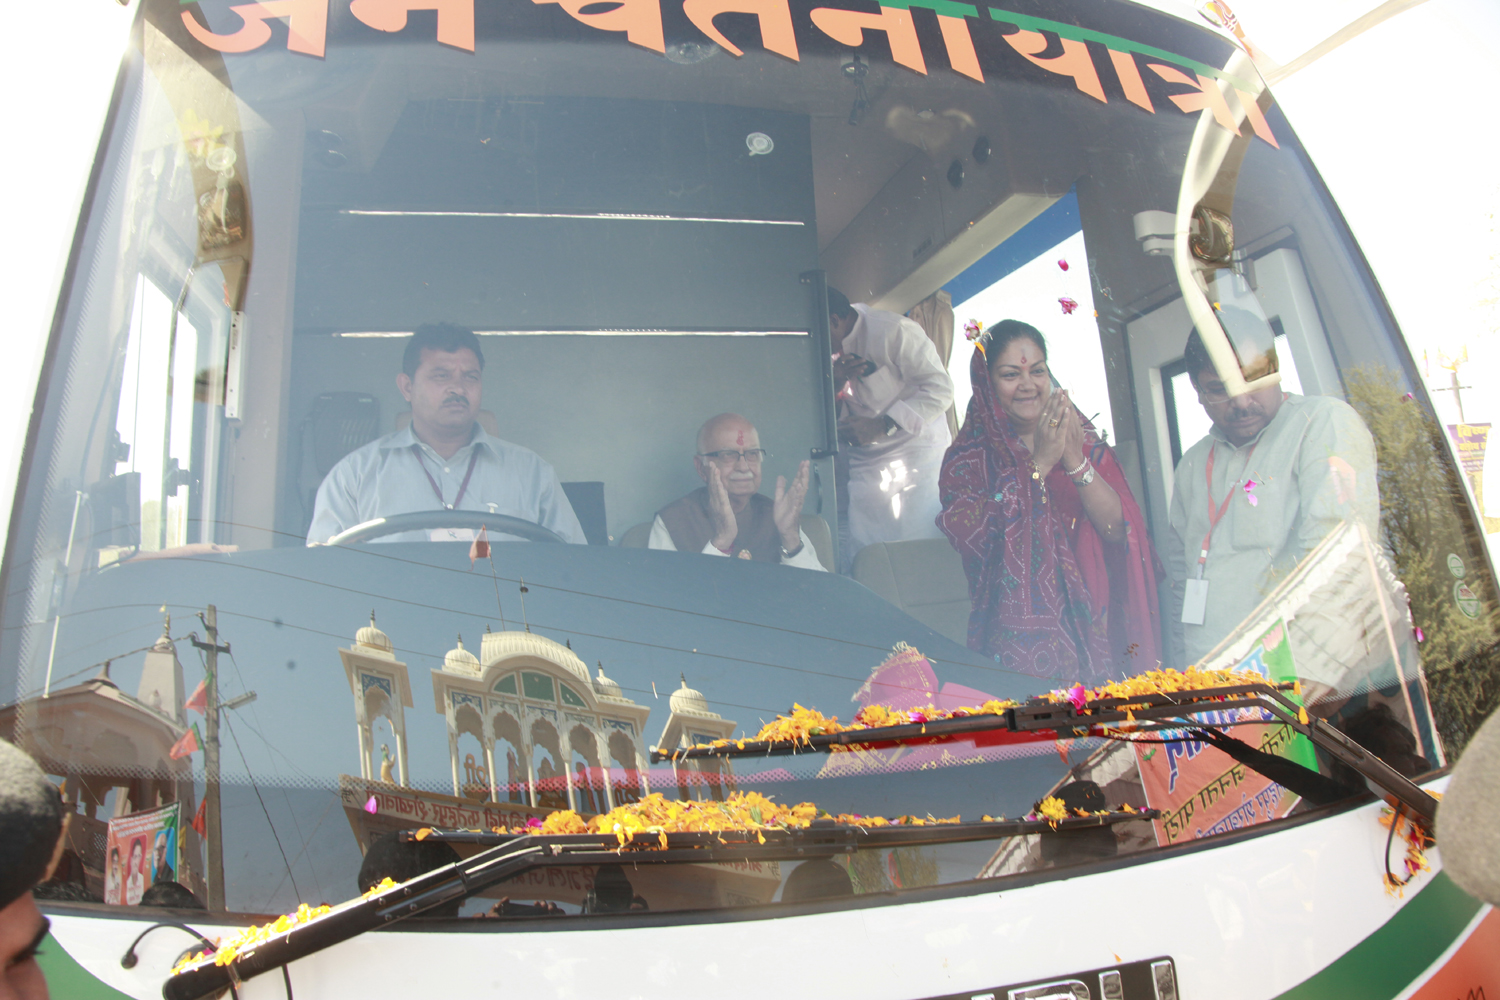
[1181,578,1209,625]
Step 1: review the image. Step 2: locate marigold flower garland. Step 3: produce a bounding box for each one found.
[674,665,1286,756]
[170,902,333,975]
[172,790,1149,977]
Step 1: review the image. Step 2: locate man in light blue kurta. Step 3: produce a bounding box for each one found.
[1166,330,1378,665]
[307,324,585,545]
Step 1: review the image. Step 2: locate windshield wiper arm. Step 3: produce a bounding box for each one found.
[163,838,548,1000]
[161,815,1155,1000]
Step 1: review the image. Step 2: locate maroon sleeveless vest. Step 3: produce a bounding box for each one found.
[657,488,781,562]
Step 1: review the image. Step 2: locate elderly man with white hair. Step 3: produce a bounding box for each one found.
[649,413,825,570]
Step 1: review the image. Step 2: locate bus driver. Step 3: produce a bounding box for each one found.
[307,324,586,545]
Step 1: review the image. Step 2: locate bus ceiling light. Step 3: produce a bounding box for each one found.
[1133,209,1176,256]
[337,209,802,226]
[1135,205,1233,262]
[333,330,806,338]
[746,132,774,156]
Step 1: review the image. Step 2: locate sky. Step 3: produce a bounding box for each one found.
[0,0,1495,547]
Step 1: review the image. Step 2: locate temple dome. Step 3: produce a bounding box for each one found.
[443,636,481,676]
[670,677,715,717]
[479,630,590,686]
[356,612,393,655]
[593,663,623,700]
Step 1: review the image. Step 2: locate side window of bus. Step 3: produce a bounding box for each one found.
[100,264,235,566]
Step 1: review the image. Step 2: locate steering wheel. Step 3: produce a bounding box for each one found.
[324,510,567,546]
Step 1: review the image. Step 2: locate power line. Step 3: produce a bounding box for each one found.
[13,633,198,701]
[219,709,303,906]
[161,548,1011,675]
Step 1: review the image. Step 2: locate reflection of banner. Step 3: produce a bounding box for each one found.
[105,803,180,906]
[1447,423,1490,479]
[1447,424,1491,519]
[1135,621,1313,846]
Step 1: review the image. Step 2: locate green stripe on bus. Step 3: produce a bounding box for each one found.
[1274,873,1483,1000]
[36,931,135,1000]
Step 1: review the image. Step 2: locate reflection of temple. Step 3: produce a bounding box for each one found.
[0,622,203,898]
[334,615,769,908]
[338,614,413,786]
[658,678,737,800]
[340,615,735,814]
[430,628,652,813]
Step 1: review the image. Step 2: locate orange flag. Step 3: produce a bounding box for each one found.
[169,724,201,760]
[184,679,208,715]
[469,525,490,566]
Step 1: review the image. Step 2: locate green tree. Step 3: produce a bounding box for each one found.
[1346,366,1500,756]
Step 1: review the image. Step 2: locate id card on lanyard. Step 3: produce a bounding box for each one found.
[1182,441,1256,625]
[413,444,480,542]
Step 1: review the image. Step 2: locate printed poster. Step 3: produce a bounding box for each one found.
[1134,621,1317,846]
[104,803,180,905]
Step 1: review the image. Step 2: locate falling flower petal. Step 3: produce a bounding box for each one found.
[964,319,984,342]
[1414,625,1425,642]
[1402,392,1414,402]
[1057,259,1069,271]
[1244,479,1259,507]
[364,795,378,814]
[1059,297,1079,315]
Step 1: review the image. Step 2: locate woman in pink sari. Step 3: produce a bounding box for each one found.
[937,321,1159,684]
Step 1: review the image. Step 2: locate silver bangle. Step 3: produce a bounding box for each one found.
[1064,457,1089,478]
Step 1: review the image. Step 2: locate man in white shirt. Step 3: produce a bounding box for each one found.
[649,413,825,570]
[308,324,586,545]
[827,288,954,567]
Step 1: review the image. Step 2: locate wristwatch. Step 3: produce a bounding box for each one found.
[882,414,899,437]
[1072,463,1096,486]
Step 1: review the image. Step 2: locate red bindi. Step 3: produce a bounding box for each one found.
[1020,353,1029,365]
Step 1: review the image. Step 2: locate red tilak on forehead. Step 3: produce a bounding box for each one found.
[736,429,745,447]
[1020,353,1029,365]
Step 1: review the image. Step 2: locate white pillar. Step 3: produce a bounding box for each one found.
[357,723,372,781]
[484,742,498,803]
[561,730,578,812]
[395,731,409,788]
[636,749,651,797]
[524,747,537,808]
[448,730,461,798]
[596,730,616,811]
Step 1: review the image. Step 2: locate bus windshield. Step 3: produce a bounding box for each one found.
[4,0,1495,921]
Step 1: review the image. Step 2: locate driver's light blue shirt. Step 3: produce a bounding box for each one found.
[307,424,586,545]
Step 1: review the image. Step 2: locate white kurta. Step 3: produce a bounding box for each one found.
[646,516,827,571]
[838,304,955,558]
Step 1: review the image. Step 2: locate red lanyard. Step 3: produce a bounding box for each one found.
[412,444,480,510]
[1196,441,1256,578]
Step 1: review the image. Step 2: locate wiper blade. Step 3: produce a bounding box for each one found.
[161,814,1155,1000]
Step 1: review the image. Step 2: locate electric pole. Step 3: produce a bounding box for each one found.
[191,605,230,911]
